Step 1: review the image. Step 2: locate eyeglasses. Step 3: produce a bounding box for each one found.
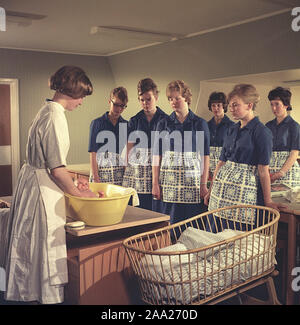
[110,99,127,109]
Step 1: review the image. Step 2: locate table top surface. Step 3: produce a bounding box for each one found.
[1,195,170,236]
[66,205,170,236]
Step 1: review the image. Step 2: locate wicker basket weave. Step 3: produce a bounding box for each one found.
[123,204,280,305]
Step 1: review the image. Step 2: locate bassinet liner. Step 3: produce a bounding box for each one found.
[123,205,279,305]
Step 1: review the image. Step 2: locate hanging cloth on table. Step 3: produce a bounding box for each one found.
[122,148,152,193]
[269,151,300,188]
[159,151,202,203]
[208,160,259,225]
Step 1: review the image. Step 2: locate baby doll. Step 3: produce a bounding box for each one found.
[75,178,105,197]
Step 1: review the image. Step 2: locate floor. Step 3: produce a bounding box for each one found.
[0,248,297,306]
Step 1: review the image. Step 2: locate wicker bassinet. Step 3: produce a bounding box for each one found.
[123,205,280,305]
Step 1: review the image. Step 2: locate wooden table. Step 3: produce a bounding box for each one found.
[272,196,300,305]
[65,205,170,305]
[1,195,170,305]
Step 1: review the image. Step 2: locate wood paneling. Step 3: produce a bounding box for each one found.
[0,165,12,196]
[0,84,11,146]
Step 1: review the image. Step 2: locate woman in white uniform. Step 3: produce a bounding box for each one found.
[5,66,96,304]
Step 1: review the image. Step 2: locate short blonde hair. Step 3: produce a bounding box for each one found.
[166,80,192,106]
[50,65,93,99]
[228,84,260,110]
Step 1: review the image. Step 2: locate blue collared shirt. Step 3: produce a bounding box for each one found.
[88,112,128,154]
[154,109,210,156]
[208,114,235,147]
[265,115,300,151]
[219,116,272,166]
[127,106,168,149]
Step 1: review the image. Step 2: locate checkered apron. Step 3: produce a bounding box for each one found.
[122,148,152,193]
[159,151,202,203]
[269,151,300,188]
[208,160,259,224]
[90,152,125,186]
[209,146,222,174]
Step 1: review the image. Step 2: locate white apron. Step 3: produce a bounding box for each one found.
[208,160,259,224]
[159,151,202,203]
[122,148,152,193]
[269,151,300,188]
[209,146,222,174]
[90,151,125,186]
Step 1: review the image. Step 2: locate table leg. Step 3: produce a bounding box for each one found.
[286,214,296,305]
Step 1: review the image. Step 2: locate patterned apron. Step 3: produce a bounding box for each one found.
[159,151,202,203]
[208,160,259,224]
[122,148,152,193]
[90,152,125,186]
[269,151,300,188]
[209,146,222,174]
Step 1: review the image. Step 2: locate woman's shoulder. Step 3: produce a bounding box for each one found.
[254,119,273,139]
[287,115,300,127]
[223,114,235,126]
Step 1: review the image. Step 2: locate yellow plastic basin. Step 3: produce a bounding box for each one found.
[64,183,134,226]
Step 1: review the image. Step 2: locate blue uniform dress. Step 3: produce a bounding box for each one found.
[154,110,210,224]
[88,112,128,185]
[266,115,300,187]
[208,116,273,227]
[122,106,168,210]
[208,115,235,175]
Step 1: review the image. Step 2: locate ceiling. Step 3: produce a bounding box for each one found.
[0,0,298,56]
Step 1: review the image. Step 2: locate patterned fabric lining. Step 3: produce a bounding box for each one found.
[209,146,222,174]
[160,151,203,203]
[122,148,152,193]
[269,151,300,188]
[208,161,258,224]
[90,152,125,186]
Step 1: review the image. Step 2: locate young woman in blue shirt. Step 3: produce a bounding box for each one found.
[122,78,168,210]
[207,91,234,179]
[152,80,210,224]
[266,87,300,188]
[89,87,128,185]
[204,84,285,227]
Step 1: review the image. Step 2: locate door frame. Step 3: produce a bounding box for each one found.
[0,78,20,191]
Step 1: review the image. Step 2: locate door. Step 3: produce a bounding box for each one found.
[0,79,19,197]
[0,84,12,196]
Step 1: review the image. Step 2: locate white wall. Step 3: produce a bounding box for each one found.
[196,81,277,124]
[290,86,300,123]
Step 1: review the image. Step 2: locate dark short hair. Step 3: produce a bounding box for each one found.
[137,78,159,97]
[110,86,128,104]
[50,66,93,99]
[208,92,228,112]
[166,80,192,106]
[268,87,292,111]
